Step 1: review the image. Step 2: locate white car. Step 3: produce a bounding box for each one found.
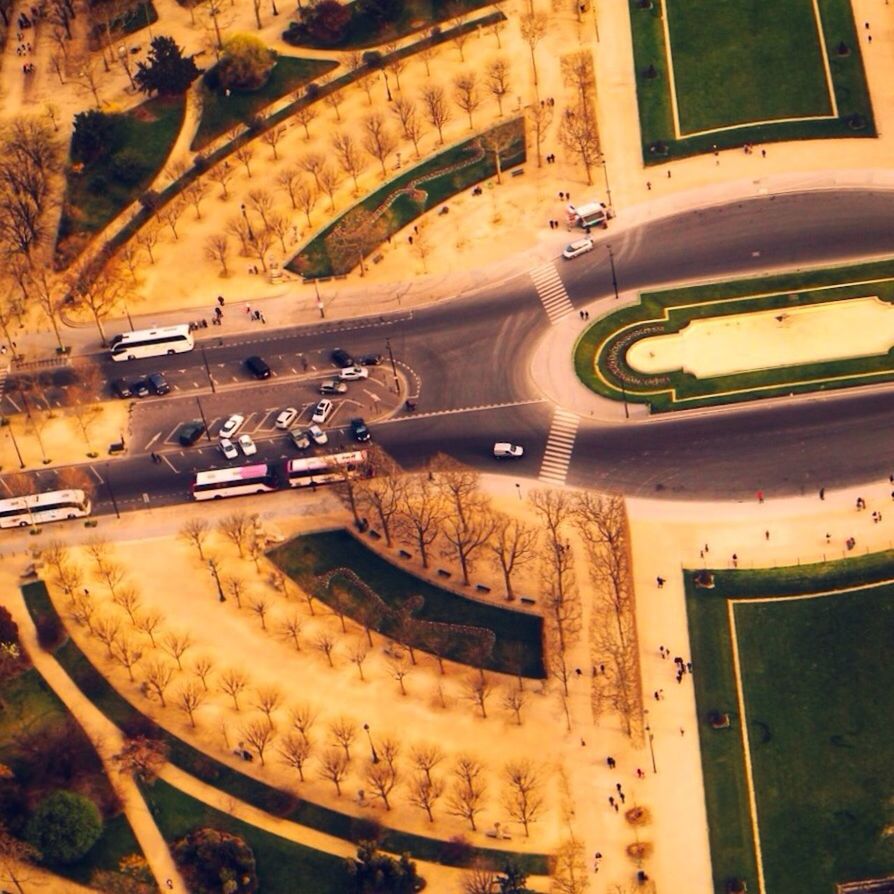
[275,407,298,430]
[493,442,524,458]
[562,237,594,260]
[238,434,257,456]
[219,413,245,440]
[312,399,333,424]
[339,366,369,381]
[308,424,328,446]
[219,438,239,460]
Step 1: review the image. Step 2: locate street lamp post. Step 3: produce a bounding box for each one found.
[123,303,135,329]
[385,337,400,394]
[363,723,379,764]
[313,278,325,319]
[5,421,24,469]
[208,558,226,602]
[195,396,213,442]
[381,70,393,102]
[644,715,657,773]
[104,463,121,519]
[118,45,135,90]
[200,345,216,394]
[515,482,522,501]
[241,203,255,242]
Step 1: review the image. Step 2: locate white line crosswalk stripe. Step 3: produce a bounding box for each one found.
[539,410,579,484]
[530,262,574,324]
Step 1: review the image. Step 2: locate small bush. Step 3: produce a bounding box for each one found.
[26,790,103,865]
[110,149,148,185]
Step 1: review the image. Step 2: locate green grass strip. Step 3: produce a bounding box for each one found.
[20,582,549,875]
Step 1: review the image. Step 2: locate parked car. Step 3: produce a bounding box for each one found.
[331,348,354,368]
[238,434,257,456]
[308,424,328,446]
[350,418,371,442]
[131,378,150,398]
[493,442,524,458]
[319,380,348,395]
[275,408,298,430]
[562,237,594,260]
[111,378,132,399]
[219,438,239,459]
[290,428,311,450]
[360,353,384,366]
[339,366,369,381]
[219,413,245,440]
[245,355,271,379]
[312,399,333,424]
[178,421,205,447]
[148,372,170,395]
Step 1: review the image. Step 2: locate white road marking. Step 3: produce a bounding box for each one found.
[529,263,575,324]
[538,409,579,485]
[144,432,162,449]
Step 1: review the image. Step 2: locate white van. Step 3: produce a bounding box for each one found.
[493,442,524,458]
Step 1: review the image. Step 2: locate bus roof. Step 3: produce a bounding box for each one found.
[194,464,271,484]
[286,451,366,473]
[110,324,191,344]
[0,489,87,508]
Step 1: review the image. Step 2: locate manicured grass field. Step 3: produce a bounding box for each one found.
[667,0,831,134]
[575,255,894,412]
[686,565,894,893]
[269,528,545,677]
[628,0,874,161]
[191,55,338,152]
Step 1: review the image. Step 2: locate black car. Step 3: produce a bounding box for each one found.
[148,372,170,395]
[111,378,132,399]
[360,353,384,366]
[178,421,205,446]
[245,355,271,379]
[331,348,354,368]
[131,378,151,397]
[350,417,371,442]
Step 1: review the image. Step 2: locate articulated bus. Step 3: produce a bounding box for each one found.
[285,451,368,488]
[192,464,278,501]
[0,489,92,529]
[109,324,194,361]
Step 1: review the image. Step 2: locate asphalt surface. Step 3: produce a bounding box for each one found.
[9,188,894,516]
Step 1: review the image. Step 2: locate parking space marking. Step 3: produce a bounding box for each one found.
[161,454,179,473]
[144,432,162,450]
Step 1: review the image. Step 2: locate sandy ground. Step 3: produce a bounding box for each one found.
[628,295,894,378]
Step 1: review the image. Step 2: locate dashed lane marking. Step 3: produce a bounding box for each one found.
[530,263,574,324]
[539,409,579,485]
[374,398,547,424]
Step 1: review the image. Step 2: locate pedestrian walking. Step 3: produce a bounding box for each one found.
[607,756,616,769]
[765,530,770,540]
[616,782,622,793]
[608,795,615,808]
[217,295,225,306]
[653,690,660,701]
[820,487,825,500]
[646,181,652,191]
[757,490,764,503]
[825,532,831,544]
[656,576,665,588]
[732,553,738,568]
[619,791,626,803]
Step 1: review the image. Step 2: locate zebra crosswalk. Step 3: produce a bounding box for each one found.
[539,409,579,485]
[530,263,574,324]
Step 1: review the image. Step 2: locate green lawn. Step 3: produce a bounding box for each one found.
[57,96,185,262]
[269,528,545,677]
[629,0,874,161]
[575,255,894,412]
[143,779,348,894]
[667,0,831,133]
[291,117,525,278]
[686,567,894,893]
[191,55,339,152]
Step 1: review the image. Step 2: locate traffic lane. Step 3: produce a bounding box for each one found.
[568,388,894,499]
[560,190,894,306]
[129,373,398,453]
[371,400,553,475]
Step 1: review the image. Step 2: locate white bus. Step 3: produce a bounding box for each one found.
[109,324,194,361]
[192,464,278,501]
[285,451,368,488]
[0,489,92,529]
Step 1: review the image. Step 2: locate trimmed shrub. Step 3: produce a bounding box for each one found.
[26,790,103,865]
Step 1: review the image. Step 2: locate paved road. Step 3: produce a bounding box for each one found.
[9,188,894,515]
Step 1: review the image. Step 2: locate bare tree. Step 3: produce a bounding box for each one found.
[268,212,290,254]
[218,512,253,557]
[503,761,543,836]
[453,72,481,129]
[113,585,142,624]
[331,131,366,193]
[392,97,424,158]
[528,102,554,168]
[113,736,168,782]
[290,702,318,739]
[420,85,451,144]
[176,679,206,728]
[348,641,369,681]
[161,631,193,671]
[447,756,486,831]
[276,167,302,209]
[111,635,143,681]
[383,42,407,91]
[143,656,175,707]
[366,760,399,810]
[485,57,512,115]
[396,475,444,568]
[205,233,230,276]
[182,179,209,219]
[158,198,186,240]
[253,685,282,726]
[295,180,317,227]
[219,667,248,710]
[329,716,356,761]
[241,716,275,765]
[298,151,325,192]
[317,164,342,211]
[389,657,412,696]
[561,50,596,115]
[551,837,589,894]
[323,90,343,121]
[28,268,66,352]
[318,749,349,796]
[136,226,160,264]
[261,124,286,160]
[279,731,312,782]
[316,632,336,668]
[192,655,215,691]
[358,454,405,546]
[247,188,274,229]
[410,743,444,785]
[362,113,397,177]
[464,865,498,894]
[135,610,163,648]
[249,596,270,631]
[224,574,246,608]
[208,161,234,198]
[418,43,438,77]
[234,144,254,178]
[488,513,538,600]
[293,105,317,139]
[559,103,600,186]
[0,821,41,894]
[450,8,471,60]
[519,12,548,88]
[279,612,303,651]
[465,672,495,718]
[180,518,211,560]
[502,686,527,725]
[68,257,131,345]
[94,613,122,657]
[408,772,443,822]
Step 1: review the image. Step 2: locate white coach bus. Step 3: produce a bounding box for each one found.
[109,325,194,361]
